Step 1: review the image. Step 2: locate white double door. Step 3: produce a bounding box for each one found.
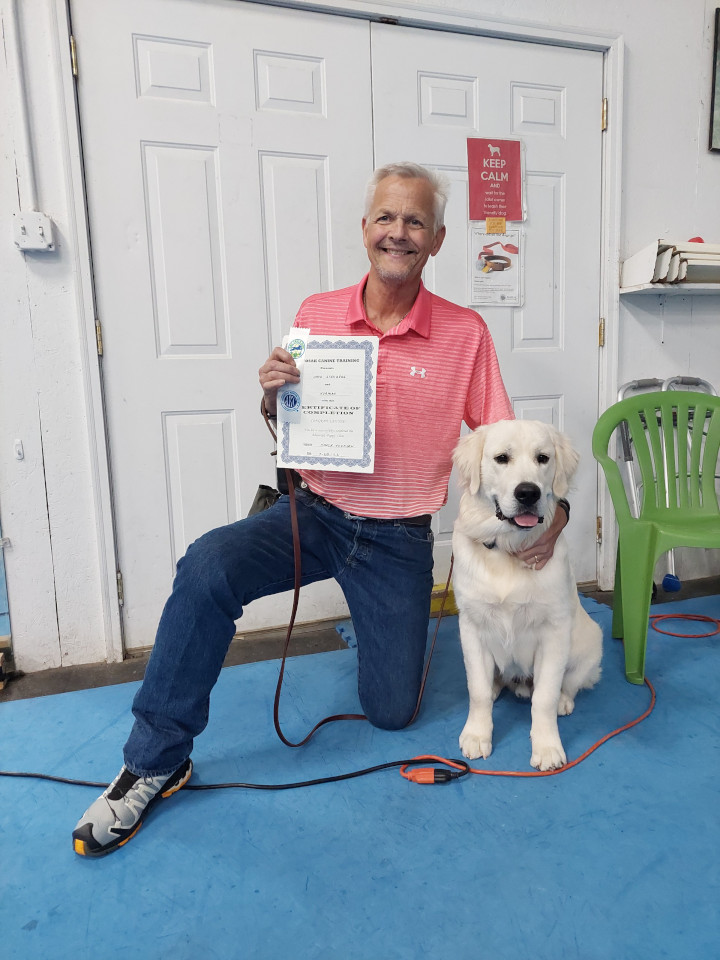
[72,0,603,651]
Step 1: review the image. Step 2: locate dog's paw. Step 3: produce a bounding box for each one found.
[530,740,566,771]
[459,729,493,761]
[557,693,575,716]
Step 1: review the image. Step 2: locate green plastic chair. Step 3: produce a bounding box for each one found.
[592,390,720,683]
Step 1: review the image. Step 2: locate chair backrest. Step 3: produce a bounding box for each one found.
[592,391,720,523]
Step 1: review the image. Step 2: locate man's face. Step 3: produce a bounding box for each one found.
[362,176,446,287]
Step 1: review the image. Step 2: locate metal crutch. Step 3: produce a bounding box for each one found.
[616,379,664,519]
[659,376,718,592]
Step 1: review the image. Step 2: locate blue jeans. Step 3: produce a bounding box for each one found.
[124,490,434,776]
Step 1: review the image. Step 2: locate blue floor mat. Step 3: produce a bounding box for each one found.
[1,595,718,959]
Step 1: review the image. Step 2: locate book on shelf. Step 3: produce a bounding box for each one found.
[677,258,720,283]
[674,250,720,260]
[666,252,681,283]
[664,240,720,256]
[621,238,720,287]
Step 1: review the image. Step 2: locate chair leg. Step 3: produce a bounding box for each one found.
[617,533,656,684]
[611,551,623,639]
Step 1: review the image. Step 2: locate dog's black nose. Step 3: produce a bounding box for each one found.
[514,482,541,505]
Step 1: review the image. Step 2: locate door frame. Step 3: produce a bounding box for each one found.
[57,0,623,661]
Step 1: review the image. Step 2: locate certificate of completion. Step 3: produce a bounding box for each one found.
[276,336,378,472]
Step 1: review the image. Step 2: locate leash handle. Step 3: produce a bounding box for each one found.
[260,397,277,443]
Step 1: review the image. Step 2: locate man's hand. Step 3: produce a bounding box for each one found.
[258,347,300,416]
[513,503,568,571]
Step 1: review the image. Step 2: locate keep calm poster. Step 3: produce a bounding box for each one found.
[467,138,524,222]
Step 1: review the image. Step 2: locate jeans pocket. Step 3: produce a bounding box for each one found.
[397,523,434,545]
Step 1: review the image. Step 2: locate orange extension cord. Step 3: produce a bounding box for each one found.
[649,613,720,638]
[401,610,719,785]
[401,678,656,784]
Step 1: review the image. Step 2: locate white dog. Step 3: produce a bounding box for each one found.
[451,419,602,771]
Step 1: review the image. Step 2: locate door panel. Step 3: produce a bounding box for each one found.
[73,0,372,647]
[371,25,603,581]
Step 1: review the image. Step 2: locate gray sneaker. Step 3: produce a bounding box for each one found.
[72,759,193,857]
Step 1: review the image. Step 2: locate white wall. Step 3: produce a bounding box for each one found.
[0,0,112,671]
[1,0,718,670]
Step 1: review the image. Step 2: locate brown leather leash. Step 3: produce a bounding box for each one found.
[261,400,451,747]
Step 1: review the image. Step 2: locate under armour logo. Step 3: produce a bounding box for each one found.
[410,366,427,378]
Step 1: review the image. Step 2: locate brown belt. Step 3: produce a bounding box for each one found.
[300,486,431,526]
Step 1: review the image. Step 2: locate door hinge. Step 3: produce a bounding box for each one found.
[70,35,78,78]
[598,317,606,347]
[95,319,103,356]
[601,97,608,132]
[116,570,125,607]
[596,516,603,544]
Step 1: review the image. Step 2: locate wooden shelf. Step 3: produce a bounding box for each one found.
[620,283,720,296]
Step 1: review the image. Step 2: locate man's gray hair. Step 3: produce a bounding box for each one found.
[364,162,450,231]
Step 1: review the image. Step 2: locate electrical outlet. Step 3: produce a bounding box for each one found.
[13,212,55,251]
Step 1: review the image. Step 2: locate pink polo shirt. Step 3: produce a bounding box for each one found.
[294,275,513,518]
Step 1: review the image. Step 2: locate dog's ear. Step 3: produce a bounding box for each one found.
[551,428,580,498]
[453,427,486,495]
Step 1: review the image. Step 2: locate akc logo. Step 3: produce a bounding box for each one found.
[280,390,301,411]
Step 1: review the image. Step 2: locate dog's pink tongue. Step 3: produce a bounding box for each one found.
[514,514,540,527]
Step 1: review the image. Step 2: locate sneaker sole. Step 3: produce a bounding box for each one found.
[73,759,193,858]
